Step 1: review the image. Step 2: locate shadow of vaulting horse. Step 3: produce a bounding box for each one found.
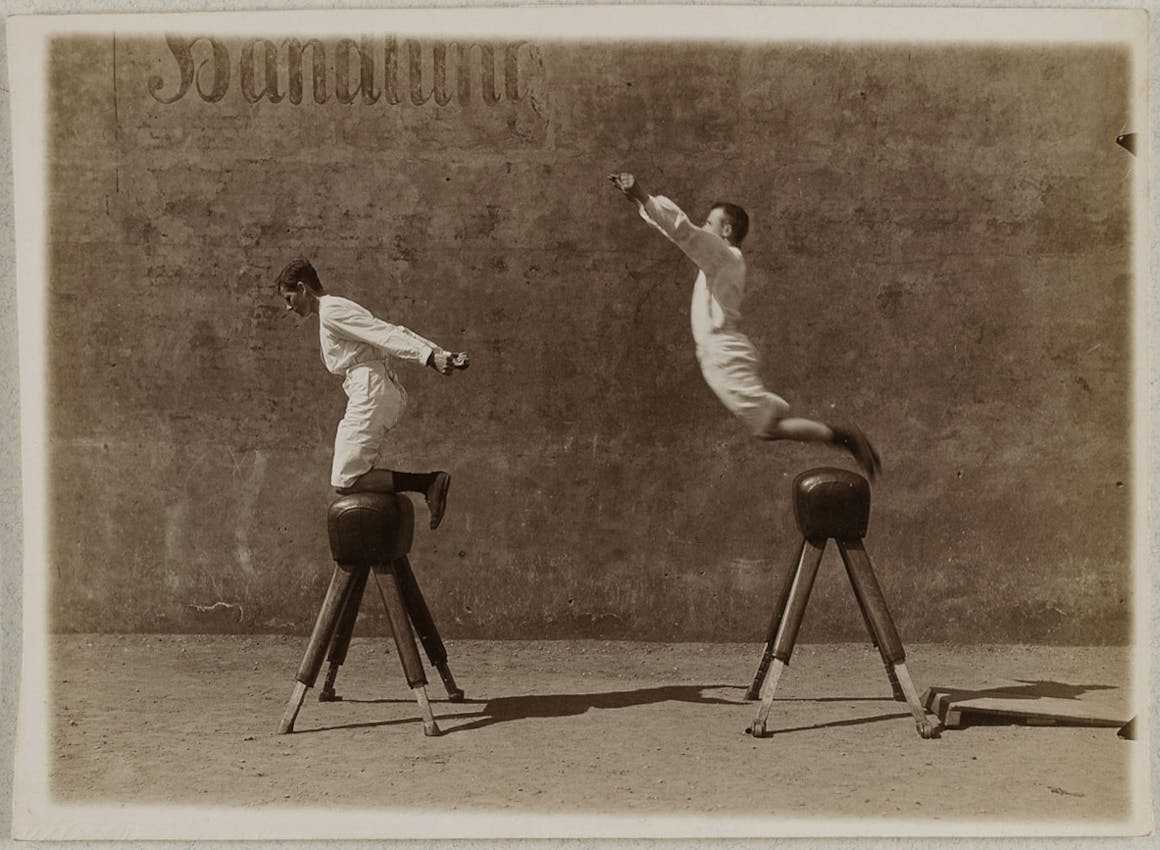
[443,684,745,734]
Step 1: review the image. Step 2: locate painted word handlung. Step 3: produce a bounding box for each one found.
[149,35,534,106]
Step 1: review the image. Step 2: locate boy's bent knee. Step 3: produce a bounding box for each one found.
[754,417,784,440]
[753,400,792,439]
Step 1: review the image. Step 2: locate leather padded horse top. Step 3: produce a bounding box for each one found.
[793,467,871,541]
[327,492,415,564]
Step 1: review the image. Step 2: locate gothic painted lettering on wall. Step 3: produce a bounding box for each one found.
[147,35,538,106]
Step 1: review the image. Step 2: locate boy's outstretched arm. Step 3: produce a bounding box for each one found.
[609,171,735,271]
[319,299,469,376]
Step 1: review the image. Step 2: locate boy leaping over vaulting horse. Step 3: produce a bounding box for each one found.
[609,172,880,479]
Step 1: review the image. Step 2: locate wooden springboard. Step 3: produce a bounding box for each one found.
[922,682,1135,737]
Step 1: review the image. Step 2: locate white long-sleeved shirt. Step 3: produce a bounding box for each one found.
[317,294,438,375]
[638,195,747,348]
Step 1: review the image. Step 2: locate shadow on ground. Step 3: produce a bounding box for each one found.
[447,684,743,733]
[311,684,918,736]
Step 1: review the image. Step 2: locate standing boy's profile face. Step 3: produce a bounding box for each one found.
[703,207,733,242]
[281,283,313,317]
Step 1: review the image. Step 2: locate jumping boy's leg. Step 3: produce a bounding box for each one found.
[760,417,834,444]
[699,340,882,480]
[761,416,881,481]
[339,470,452,530]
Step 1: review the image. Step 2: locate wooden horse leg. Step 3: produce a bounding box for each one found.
[748,538,826,738]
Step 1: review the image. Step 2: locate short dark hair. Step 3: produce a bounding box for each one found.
[711,202,749,244]
[275,257,323,294]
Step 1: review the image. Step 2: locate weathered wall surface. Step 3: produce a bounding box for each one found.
[44,32,1135,641]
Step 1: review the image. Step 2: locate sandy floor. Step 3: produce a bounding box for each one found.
[38,635,1144,838]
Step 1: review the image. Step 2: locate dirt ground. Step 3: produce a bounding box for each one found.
[37,635,1145,839]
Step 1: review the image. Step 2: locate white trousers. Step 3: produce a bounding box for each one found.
[331,361,407,488]
[697,333,790,437]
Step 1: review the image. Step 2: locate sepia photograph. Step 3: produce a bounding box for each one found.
[4,3,1153,842]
